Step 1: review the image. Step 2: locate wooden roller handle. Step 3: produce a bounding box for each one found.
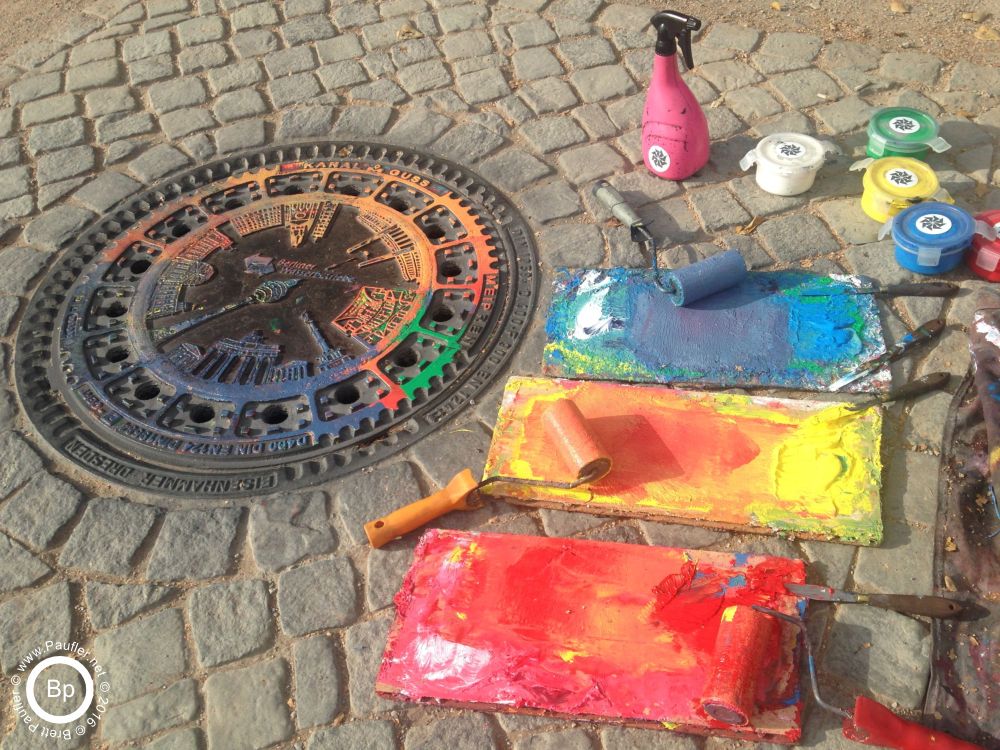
[364,469,480,548]
[843,696,985,749]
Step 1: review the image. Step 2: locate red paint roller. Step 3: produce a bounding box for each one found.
[700,604,774,726]
[364,399,612,548]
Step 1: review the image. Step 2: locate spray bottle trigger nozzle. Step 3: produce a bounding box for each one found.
[739,151,757,171]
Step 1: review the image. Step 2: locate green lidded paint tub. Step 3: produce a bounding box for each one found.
[866,107,950,160]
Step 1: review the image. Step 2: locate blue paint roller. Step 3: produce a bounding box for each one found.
[663,249,748,306]
[591,181,747,306]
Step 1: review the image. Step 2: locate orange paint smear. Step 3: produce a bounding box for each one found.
[481,376,883,544]
[378,530,806,742]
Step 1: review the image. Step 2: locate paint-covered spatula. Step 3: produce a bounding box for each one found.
[785,583,967,618]
[829,317,945,391]
[800,281,959,298]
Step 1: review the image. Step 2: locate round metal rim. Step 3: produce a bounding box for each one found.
[14,141,539,500]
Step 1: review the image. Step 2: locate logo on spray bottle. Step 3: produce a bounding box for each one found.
[647,145,671,173]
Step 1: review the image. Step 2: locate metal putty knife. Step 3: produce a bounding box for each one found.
[800,281,959,298]
[785,583,967,618]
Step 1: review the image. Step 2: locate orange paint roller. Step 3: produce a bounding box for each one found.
[364,399,612,548]
[700,604,775,726]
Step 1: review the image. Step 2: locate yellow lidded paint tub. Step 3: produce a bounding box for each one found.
[852,156,952,223]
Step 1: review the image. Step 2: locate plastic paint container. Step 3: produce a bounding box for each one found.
[969,209,1000,281]
[880,202,990,275]
[739,133,838,196]
[852,156,951,223]
[865,107,950,161]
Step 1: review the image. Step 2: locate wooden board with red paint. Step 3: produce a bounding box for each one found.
[377,530,807,743]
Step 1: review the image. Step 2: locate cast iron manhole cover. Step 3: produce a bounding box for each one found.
[16,143,538,498]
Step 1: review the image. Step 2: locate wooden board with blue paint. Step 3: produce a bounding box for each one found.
[543,269,891,392]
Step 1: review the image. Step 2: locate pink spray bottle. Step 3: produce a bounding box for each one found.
[641,11,709,180]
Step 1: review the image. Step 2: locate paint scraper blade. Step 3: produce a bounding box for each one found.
[785,583,860,603]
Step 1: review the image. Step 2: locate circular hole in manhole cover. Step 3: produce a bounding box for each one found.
[15,143,539,500]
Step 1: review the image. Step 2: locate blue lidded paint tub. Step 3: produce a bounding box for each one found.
[883,202,977,275]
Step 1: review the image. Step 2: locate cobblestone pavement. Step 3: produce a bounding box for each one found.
[1,0,999,748]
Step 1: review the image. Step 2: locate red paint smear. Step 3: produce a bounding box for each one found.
[378,530,806,742]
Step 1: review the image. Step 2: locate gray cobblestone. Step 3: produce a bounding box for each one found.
[102,678,198,744]
[24,204,97,250]
[391,38,438,67]
[231,2,280,30]
[279,557,357,635]
[177,15,225,46]
[95,608,187,703]
[690,186,751,231]
[294,635,342,729]
[270,72,321,107]
[513,728,593,750]
[557,36,616,70]
[160,107,216,139]
[122,31,171,61]
[758,30,822,62]
[439,4,488,32]
[276,105,335,139]
[214,89,267,122]
[0,167,30,203]
[0,582,71,673]
[331,2,379,28]
[361,50,394,78]
[556,142,624,185]
[755,213,840,262]
[752,110,813,137]
[512,47,562,81]
[388,106,452,145]
[85,85,136,116]
[770,67,842,109]
[106,139,143,164]
[264,45,316,78]
[509,17,557,48]
[724,86,783,121]
[39,177,88,209]
[949,61,1000,94]
[148,77,207,114]
[316,60,367,89]
[406,715,496,749]
[441,29,492,59]
[316,34,364,63]
[127,53,173,84]
[823,40,880,69]
[520,76,577,113]
[73,170,142,213]
[816,197,879,245]
[455,67,510,104]
[190,579,272,666]
[208,60,263,94]
[232,28,279,57]
[519,116,586,153]
[286,0,326,16]
[0,533,50,594]
[86,582,173,629]
[69,39,117,66]
[397,59,451,93]
[96,111,155,143]
[59,497,157,575]
[178,42,229,73]
[0,138,19,168]
[309,721,396,750]
[129,143,190,182]
[332,105,392,136]
[283,14,337,44]
[22,94,78,126]
[215,119,266,152]
[521,181,582,223]
[433,122,504,162]
[571,64,636,102]
[67,58,121,90]
[144,728,201,750]
[147,508,241,581]
[880,51,943,86]
[205,659,294,750]
[727,174,806,217]
[0,476,79,553]
[698,59,763,91]
[180,132,215,160]
[249,491,335,571]
[9,73,62,105]
[0,109,12,139]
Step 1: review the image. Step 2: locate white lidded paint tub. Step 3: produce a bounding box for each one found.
[739,133,839,196]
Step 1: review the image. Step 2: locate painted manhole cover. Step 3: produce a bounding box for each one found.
[15,143,538,498]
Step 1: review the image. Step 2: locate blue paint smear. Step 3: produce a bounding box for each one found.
[733,552,751,566]
[543,268,886,391]
[725,574,747,589]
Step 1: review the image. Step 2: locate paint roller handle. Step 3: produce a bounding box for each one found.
[364,469,480,548]
[591,180,649,237]
[875,282,959,298]
[843,696,985,749]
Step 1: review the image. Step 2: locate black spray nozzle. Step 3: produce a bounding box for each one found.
[650,10,700,69]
